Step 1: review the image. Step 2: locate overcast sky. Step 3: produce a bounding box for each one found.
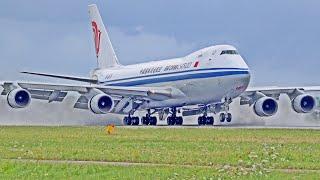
[0,0,319,86]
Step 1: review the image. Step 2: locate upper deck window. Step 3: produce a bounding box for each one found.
[220,50,238,55]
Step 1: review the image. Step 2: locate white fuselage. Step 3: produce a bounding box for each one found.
[93,45,251,108]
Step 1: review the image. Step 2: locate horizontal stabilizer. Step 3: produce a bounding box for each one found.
[21,71,98,84]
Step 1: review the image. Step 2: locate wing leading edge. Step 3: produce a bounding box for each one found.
[21,71,98,84]
[1,81,186,114]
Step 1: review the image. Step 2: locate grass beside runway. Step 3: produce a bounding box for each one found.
[0,126,319,179]
[1,160,320,179]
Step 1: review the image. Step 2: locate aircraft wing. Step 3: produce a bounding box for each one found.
[20,71,99,83]
[0,81,186,114]
[240,86,320,106]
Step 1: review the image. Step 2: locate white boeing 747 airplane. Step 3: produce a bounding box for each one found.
[1,4,319,126]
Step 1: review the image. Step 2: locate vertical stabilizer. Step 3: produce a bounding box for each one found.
[88,4,121,69]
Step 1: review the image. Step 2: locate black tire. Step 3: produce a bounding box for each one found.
[202,117,206,125]
[219,113,226,123]
[132,117,140,126]
[123,117,132,126]
[150,117,157,126]
[141,117,146,125]
[198,116,204,126]
[167,117,172,125]
[206,116,214,125]
[142,117,150,125]
[176,117,183,125]
[226,113,232,123]
[167,117,175,126]
[171,117,176,125]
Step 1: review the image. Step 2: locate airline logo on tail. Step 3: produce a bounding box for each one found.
[92,21,101,57]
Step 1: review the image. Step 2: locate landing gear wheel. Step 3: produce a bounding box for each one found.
[142,117,150,125]
[123,116,140,126]
[142,109,158,126]
[198,116,206,126]
[132,117,140,126]
[167,107,183,126]
[226,113,232,123]
[219,113,226,123]
[167,117,175,125]
[206,116,214,125]
[123,116,132,125]
[149,117,157,126]
[176,117,183,125]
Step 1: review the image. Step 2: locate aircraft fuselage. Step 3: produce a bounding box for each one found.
[93,45,251,108]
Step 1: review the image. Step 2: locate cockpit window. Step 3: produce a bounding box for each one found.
[220,50,238,55]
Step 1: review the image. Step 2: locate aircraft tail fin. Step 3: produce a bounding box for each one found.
[88,4,121,69]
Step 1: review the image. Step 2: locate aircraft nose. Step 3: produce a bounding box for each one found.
[239,54,250,70]
[230,54,249,70]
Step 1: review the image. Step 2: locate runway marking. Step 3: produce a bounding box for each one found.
[6,159,320,173]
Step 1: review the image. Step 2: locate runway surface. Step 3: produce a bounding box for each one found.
[120,125,320,130]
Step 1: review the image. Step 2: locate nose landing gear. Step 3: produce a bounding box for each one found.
[218,98,233,124]
[219,112,232,122]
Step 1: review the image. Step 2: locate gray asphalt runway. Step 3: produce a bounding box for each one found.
[121,125,320,129]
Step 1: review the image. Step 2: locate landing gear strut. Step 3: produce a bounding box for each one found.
[219,98,233,123]
[142,109,157,126]
[167,107,183,126]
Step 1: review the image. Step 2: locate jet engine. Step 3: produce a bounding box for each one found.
[7,88,31,108]
[89,94,114,114]
[292,94,316,113]
[254,97,278,117]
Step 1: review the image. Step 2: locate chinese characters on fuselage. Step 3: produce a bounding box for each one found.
[140,62,193,75]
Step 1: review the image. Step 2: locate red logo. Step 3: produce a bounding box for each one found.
[92,21,101,57]
[194,61,200,67]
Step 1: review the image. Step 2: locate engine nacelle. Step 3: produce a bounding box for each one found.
[254,97,278,117]
[89,94,114,114]
[292,94,316,113]
[7,89,31,108]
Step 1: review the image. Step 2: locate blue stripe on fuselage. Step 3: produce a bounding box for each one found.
[103,70,250,86]
[100,67,248,84]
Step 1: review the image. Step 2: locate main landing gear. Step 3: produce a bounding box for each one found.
[123,110,158,126]
[197,108,214,126]
[197,112,232,126]
[123,115,140,126]
[196,102,233,126]
[141,109,157,126]
[198,116,214,126]
[167,107,184,126]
